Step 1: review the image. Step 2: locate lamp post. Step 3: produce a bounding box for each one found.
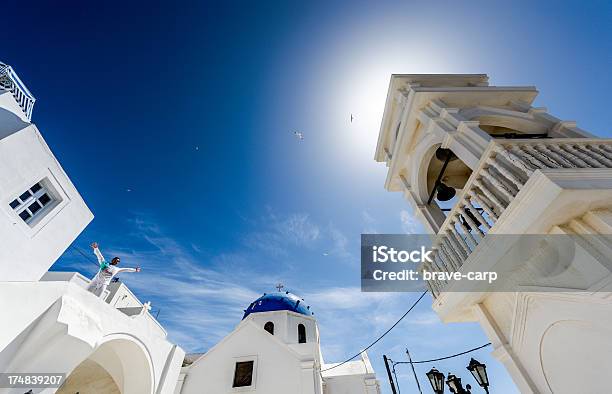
[466,358,490,394]
[426,368,445,394]
[446,374,471,394]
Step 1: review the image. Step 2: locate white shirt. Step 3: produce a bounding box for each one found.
[91,247,137,286]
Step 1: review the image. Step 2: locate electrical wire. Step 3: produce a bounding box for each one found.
[391,360,402,394]
[70,245,99,267]
[320,291,428,372]
[393,342,491,365]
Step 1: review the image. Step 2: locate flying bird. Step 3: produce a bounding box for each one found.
[126,188,132,192]
[293,131,304,141]
[322,252,329,256]
[195,146,200,151]
[350,113,355,123]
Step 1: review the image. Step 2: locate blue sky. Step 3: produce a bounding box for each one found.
[4,0,611,392]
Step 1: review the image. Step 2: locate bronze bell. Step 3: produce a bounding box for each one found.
[435,148,458,162]
[435,182,456,201]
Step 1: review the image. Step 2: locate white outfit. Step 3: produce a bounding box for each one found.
[87,247,137,299]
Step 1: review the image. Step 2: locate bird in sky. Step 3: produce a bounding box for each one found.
[350,113,354,123]
[126,188,132,192]
[322,252,329,256]
[195,146,199,151]
[293,131,304,141]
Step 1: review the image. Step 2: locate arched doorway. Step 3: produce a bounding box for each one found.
[57,359,120,394]
[57,336,154,394]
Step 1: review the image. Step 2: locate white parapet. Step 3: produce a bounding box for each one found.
[0,279,184,394]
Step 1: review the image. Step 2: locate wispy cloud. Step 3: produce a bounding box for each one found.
[326,224,353,263]
[276,213,320,245]
[400,209,422,234]
[362,210,378,233]
[56,210,364,353]
[243,211,320,258]
[305,286,393,310]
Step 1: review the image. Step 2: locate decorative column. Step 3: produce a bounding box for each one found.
[399,174,446,234]
[419,99,493,171]
[472,303,538,394]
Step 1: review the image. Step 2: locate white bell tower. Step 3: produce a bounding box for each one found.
[375,74,612,393]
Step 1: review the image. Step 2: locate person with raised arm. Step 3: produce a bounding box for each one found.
[87,242,141,299]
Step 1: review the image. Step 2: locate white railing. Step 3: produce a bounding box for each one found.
[425,138,612,297]
[0,62,35,121]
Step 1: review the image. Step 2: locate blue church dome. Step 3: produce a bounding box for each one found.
[243,291,313,319]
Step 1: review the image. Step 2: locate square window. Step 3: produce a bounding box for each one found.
[232,361,254,388]
[28,201,42,214]
[19,191,32,202]
[10,179,59,226]
[18,210,31,221]
[39,193,51,206]
[30,183,42,193]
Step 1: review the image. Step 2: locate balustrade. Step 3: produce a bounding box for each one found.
[426,139,612,297]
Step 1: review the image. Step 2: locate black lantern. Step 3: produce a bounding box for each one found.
[435,182,456,201]
[446,374,471,394]
[426,367,445,394]
[467,358,489,393]
[446,374,462,393]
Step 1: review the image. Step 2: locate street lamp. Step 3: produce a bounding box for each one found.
[446,374,471,394]
[426,367,445,394]
[467,358,490,393]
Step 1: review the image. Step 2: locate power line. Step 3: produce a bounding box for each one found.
[321,291,428,372]
[70,245,99,267]
[394,342,491,365]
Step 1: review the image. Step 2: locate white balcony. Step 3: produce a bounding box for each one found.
[425,138,612,298]
[0,275,183,393]
[0,62,35,122]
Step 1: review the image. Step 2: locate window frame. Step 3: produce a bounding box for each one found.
[9,181,56,226]
[298,323,307,344]
[230,355,258,392]
[3,173,68,237]
[264,321,274,335]
[232,361,254,388]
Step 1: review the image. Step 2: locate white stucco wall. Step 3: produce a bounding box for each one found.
[180,315,321,394]
[322,352,380,394]
[248,310,319,346]
[0,280,184,394]
[0,119,93,281]
[180,310,380,394]
[106,281,147,309]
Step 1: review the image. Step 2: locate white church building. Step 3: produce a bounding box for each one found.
[0,60,381,393]
[175,291,380,394]
[375,74,612,393]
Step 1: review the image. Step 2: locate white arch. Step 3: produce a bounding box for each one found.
[61,333,155,394]
[409,133,443,204]
[460,106,552,134]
